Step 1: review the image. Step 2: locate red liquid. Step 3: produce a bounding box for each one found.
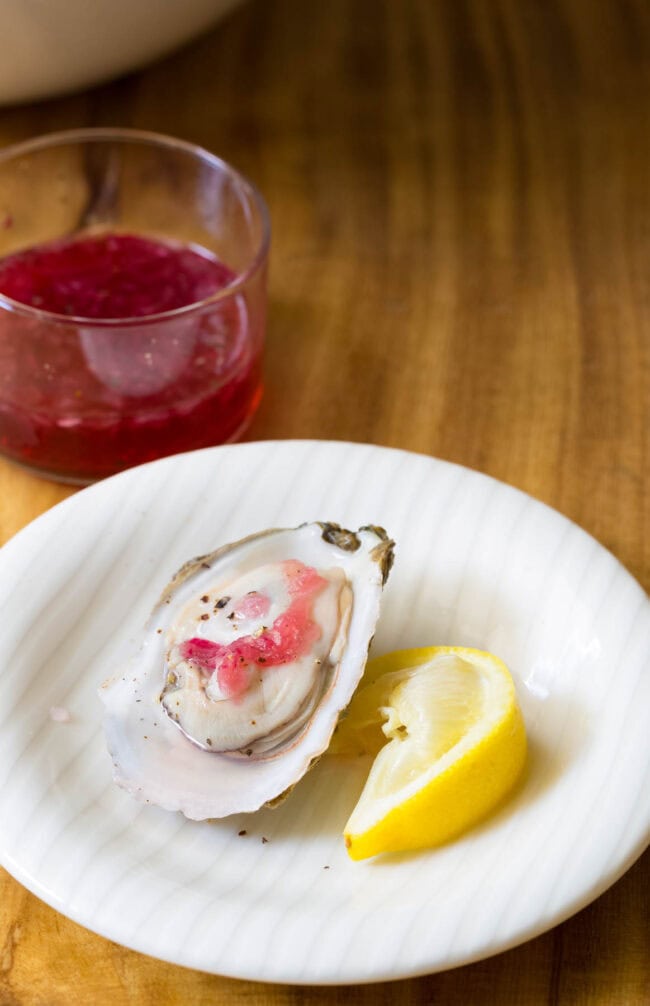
[0,234,263,482]
[180,560,327,698]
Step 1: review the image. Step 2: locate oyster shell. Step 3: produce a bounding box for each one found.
[100,522,394,819]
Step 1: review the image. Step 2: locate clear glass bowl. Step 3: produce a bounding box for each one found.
[0,128,270,484]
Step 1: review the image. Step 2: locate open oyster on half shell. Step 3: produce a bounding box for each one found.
[100,522,394,819]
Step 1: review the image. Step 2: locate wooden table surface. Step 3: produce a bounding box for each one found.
[1,0,648,1002]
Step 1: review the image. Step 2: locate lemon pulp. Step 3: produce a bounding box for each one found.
[334,646,527,860]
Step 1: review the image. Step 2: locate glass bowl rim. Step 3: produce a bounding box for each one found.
[0,127,271,327]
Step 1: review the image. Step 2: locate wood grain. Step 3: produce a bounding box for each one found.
[0,0,648,1002]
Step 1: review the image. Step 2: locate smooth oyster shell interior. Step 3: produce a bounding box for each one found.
[100,522,394,819]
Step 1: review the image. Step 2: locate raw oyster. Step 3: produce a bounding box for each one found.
[100,522,394,819]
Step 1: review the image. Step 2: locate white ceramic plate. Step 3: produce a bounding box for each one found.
[0,441,648,984]
[0,0,243,105]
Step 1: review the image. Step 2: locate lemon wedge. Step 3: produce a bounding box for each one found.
[335,646,527,860]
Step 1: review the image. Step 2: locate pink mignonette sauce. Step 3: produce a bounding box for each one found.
[0,232,262,482]
[179,560,327,698]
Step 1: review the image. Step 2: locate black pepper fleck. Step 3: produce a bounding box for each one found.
[238,829,247,836]
[206,738,212,746]
[262,836,269,844]
[216,596,230,608]
[200,613,210,621]
[201,595,210,603]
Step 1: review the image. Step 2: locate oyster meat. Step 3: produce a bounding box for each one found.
[100,522,394,819]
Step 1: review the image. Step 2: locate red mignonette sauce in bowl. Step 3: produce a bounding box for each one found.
[0,130,269,484]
